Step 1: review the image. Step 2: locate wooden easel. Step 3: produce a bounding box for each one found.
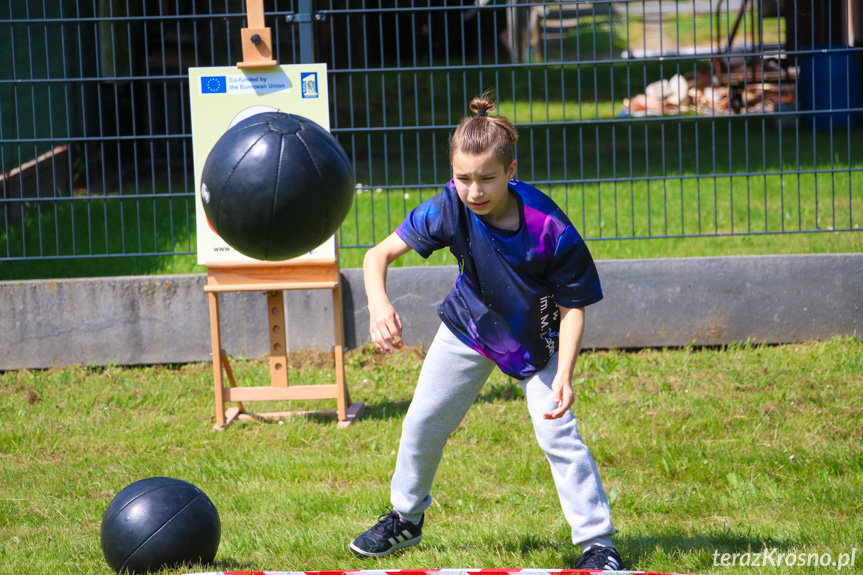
[206,253,364,430]
[203,1,364,430]
[236,0,277,69]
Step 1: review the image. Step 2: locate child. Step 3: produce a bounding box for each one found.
[349,95,624,571]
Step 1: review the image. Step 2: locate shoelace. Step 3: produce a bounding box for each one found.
[574,546,619,570]
[371,509,401,535]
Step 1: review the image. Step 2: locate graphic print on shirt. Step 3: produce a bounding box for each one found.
[396,179,603,379]
[539,294,560,357]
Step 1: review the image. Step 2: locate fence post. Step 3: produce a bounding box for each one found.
[297,0,315,64]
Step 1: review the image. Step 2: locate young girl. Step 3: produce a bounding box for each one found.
[349,96,624,571]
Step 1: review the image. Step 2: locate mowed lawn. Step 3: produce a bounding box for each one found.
[0,338,860,574]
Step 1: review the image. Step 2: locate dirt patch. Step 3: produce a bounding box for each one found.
[24,387,40,404]
[284,345,426,370]
[345,345,426,369]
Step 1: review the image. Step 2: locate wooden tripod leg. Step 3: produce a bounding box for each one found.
[219,349,244,414]
[219,349,245,428]
[332,281,348,422]
[208,292,227,429]
[267,291,289,387]
[334,344,347,421]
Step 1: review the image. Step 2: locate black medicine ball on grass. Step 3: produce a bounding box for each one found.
[100,477,221,574]
[201,111,354,261]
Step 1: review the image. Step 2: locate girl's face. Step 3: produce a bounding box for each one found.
[451,150,518,228]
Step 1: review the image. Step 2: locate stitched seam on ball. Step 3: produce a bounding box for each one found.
[296,131,329,245]
[104,481,184,525]
[121,493,204,570]
[303,129,352,244]
[310,128,352,176]
[217,131,268,234]
[266,134,287,260]
[229,119,270,133]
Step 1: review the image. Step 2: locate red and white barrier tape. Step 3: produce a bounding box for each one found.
[174,569,698,575]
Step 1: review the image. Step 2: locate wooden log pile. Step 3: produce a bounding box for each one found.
[621,65,795,117]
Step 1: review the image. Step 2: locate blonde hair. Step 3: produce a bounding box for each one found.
[450,95,519,168]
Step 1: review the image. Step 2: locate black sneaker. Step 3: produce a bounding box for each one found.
[349,509,423,558]
[573,545,626,571]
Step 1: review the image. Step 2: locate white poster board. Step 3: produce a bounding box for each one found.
[188,64,335,265]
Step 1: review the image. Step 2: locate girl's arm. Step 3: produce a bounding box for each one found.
[544,305,586,419]
[363,232,413,353]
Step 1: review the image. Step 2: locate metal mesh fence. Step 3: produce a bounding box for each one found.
[1,0,860,261]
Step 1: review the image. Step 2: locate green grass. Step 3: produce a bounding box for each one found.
[0,189,202,279]
[619,15,786,53]
[1,338,861,573]
[538,10,784,61]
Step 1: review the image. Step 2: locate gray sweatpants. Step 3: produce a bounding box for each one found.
[390,323,616,549]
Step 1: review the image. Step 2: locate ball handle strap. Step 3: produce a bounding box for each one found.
[237,0,278,68]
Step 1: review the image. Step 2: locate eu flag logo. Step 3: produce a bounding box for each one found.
[201,76,226,94]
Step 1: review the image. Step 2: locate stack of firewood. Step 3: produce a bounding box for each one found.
[622,67,795,117]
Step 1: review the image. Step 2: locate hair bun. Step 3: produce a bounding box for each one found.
[469,96,496,117]
[451,93,518,163]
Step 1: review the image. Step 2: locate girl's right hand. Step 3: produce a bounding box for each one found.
[363,232,412,354]
[369,302,403,353]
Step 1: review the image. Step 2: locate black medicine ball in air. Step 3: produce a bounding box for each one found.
[100,477,221,574]
[200,111,354,261]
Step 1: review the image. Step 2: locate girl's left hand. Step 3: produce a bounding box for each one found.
[544,374,574,419]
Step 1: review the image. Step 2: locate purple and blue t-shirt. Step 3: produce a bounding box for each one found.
[395,179,603,380]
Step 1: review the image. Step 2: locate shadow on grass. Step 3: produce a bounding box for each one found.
[500,533,571,558]
[475,380,525,404]
[357,380,525,422]
[616,531,797,572]
[224,399,414,425]
[360,399,412,421]
[209,557,264,571]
